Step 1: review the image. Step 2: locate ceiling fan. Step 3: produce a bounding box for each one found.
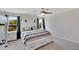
[40,8,53,15]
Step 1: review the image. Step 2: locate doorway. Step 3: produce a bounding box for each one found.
[37,17,46,30]
[7,16,21,40]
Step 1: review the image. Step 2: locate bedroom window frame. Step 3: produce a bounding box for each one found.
[7,16,17,32]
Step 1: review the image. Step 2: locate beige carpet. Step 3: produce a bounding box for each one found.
[37,41,64,50]
[0,39,64,50]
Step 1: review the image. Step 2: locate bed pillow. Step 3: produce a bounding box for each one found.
[23,27,31,31]
[31,26,37,30]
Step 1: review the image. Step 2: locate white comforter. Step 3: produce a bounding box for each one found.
[21,29,49,43]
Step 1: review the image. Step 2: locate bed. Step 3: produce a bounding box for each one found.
[21,29,53,50]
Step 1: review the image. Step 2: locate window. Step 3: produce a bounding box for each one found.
[0,16,5,27]
[8,16,17,32]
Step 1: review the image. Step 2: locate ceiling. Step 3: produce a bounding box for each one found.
[2,8,75,16]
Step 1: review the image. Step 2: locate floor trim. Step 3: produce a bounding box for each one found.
[35,41,53,50]
[0,39,19,45]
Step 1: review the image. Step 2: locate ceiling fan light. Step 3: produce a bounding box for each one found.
[41,13,45,16]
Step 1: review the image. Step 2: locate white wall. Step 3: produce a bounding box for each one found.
[0,11,6,42]
[20,15,37,32]
[45,9,79,43]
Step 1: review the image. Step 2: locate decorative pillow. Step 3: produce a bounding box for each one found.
[23,27,31,31]
[31,26,37,30]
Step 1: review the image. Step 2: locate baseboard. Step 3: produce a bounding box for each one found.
[35,41,53,50]
[0,39,19,45]
[53,35,79,44]
[8,39,18,42]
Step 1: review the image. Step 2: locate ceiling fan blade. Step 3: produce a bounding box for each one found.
[44,12,53,14]
[41,8,45,11]
[41,8,49,11]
